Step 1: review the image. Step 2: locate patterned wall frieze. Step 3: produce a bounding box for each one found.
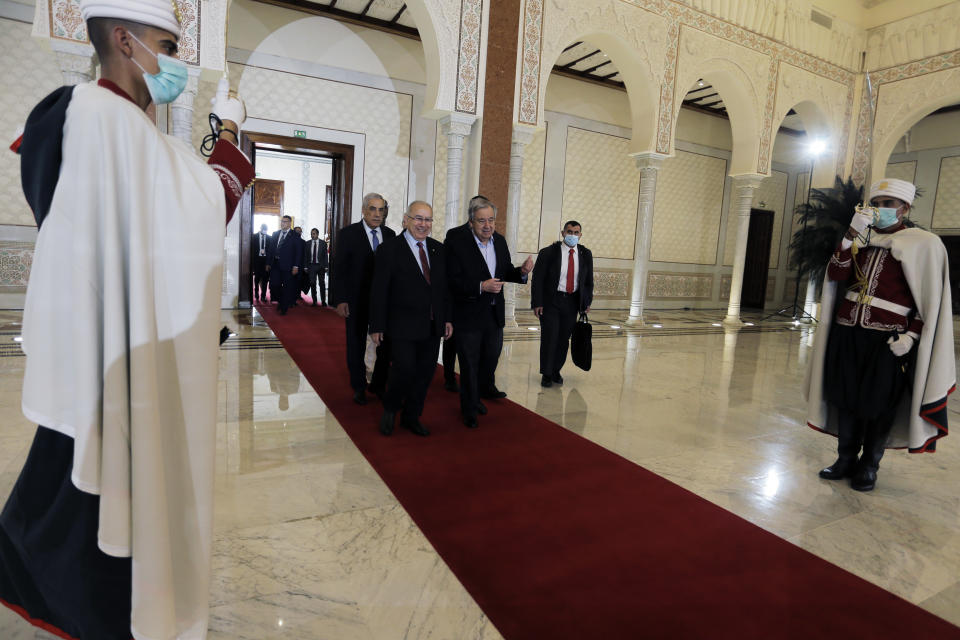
[518,0,544,124]
[656,18,681,155]
[48,0,85,43]
[593,269,632,299]
[865,3,960,72]
[0,242,35,292]
[455,0,483,113]
[646,271,713,300]
[756,58,780,175]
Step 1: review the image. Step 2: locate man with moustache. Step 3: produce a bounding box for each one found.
[370,202,451,436]
[445,196,533,428]
[331,193,396,404]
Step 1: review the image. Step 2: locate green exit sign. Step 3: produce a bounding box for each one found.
[294,130,307,138]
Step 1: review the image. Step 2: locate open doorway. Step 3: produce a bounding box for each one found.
[238,132,354,307]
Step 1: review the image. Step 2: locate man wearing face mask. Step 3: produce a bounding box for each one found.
[2,1,254,639]
[531,221,594,387]
[805,178,955,492]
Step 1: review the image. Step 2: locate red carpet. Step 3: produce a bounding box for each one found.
[255,299,960,639]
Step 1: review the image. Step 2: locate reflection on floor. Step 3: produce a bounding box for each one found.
[1,307,959,638]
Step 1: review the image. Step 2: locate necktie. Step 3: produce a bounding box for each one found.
[312,241,317,263]
[371,229,379,250]
[566,248,575,294]
[260,234,264,254]
[279,231,286,246]
[417,242,431,284]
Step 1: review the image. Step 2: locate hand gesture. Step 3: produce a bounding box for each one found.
[521,255,534,275]
[371,332,384,346]
[533,306,543,318]
[481,278,503,294]
[292,266,299,276]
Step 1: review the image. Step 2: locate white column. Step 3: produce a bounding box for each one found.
[724,174,765,325]
[50,40,95,85]
[626,153,667,324]
[504,125,536,327]
[170,67,202,144]
[439,113,477,233]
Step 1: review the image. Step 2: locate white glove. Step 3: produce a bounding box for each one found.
[211,77,246,130]
[849,210,873,234]
[887,333,915,357]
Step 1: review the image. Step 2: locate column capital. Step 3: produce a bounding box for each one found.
[439,112,477,139]
[730,173,765,189]
[630,152,668,171]
[50,39,96,86]
[512,123,538,147]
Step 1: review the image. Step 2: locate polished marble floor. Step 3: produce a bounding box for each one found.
[1,307,959,638]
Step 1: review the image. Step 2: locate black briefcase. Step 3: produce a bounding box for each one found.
[571,312,592,371]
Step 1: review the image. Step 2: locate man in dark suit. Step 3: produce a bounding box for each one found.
[331,193,396,405]
[251,223,271,302]
[441,200,482,392]
[266,214,303,315]
[446,196,533,428]
[304,227,328,306]
[532,220,594,387]
[370,201,451,437]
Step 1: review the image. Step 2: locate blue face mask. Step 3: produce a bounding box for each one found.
[563,234,579,247]
[875,207,900,229]
[129,32,188,105]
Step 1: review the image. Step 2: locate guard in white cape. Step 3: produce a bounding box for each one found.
[0,1,254,639]
[804,178,955,492]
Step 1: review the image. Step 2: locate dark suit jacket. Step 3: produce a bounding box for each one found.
[251,232,272,270]
[330,221,397,312]
[444,222,471,243]
[304,238,328,268]
[266,230,303,272]
[369,232,448,341]
[531,241,594,312]
[445,229,525,330]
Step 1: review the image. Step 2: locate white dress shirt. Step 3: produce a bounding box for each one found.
[403,231,430,274]
[362,220,382,251]
[557,244,579,293]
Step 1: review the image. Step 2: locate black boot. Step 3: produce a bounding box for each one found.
[819,410,862,480]
[851,415,895,491]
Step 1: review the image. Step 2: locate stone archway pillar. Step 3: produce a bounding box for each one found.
[626,153,667,325]
[724,174,765,325]
[439,113,477,232]
[504,125,536,327]
[170,67,202,144]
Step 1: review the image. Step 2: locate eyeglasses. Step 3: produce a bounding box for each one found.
[367,206,387,213]
[406,215,434,224]
[473,217,496,225]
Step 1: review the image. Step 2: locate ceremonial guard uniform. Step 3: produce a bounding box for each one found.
[0,2,254,638]
[805,179,955,491]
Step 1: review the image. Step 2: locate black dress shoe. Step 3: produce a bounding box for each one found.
[541,375,552,388]
[444,379,459,393]
[481,387,507,400]
[367,384,385,400]
[404,420,430,437]
[551,372,563,384]
[463,415,478,429]
[818,457,857,480]
[850,468,878,492]
[477,401,488,415]
[379,410,395,436]
[353,390,368,405]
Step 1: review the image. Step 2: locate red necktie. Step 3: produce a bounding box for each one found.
[418,242,431,284]
[566,248,575,293]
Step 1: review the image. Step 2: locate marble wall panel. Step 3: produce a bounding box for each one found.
[0,242,34,292]
[0,19,63,228]
[932,156,960,230]
[650,150,727,265]
[560,127,639,260]
[593,269,631,299]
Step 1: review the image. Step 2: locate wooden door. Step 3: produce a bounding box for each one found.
[740,209,775,310]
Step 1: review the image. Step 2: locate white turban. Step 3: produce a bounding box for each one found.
[80,0,181,39]
[869,178,916,206]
